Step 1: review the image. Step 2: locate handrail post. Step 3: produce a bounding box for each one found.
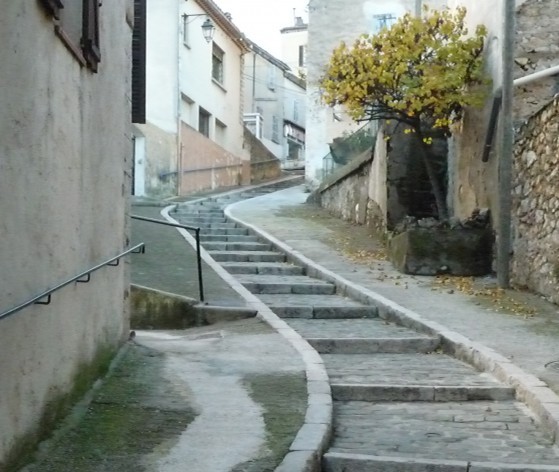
[195,228,205,303]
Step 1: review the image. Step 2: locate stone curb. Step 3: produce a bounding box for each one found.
[161,186,332,472]
[225,202,559,447]
[323,452,559,472]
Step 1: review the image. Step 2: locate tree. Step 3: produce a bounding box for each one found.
[320,6,488,220]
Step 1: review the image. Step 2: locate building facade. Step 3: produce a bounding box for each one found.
[0,1,133,469]
[135,0,252,197]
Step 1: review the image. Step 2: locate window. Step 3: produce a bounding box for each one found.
[198,107,211,138]
[272,116,280,144]
[293,100,300,122]
[267,65,276,91]
[373,13,397,32]
[215,119,227,146]
[298,45,306,68]
[182,14,190,47]
[38,0,101,71]
[132,0,147,123]
[212,43,224,84]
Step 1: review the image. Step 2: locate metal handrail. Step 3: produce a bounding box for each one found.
[482,63,559,161]
[0,243,146,322]
[130,215,205,303]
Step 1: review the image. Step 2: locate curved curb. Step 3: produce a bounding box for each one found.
[161,188,331,472]
[224,201,559,447]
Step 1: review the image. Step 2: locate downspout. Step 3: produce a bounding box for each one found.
[497,0,515,289]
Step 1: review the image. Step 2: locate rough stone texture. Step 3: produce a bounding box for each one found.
[511,96,559,304]
[388,227,493,276]
[330,401,559,464]
[514,0,559,123]
[450,0,559,222]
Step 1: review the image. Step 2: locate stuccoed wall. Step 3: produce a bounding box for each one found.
[0,2,132,469]
[511,97,559,304]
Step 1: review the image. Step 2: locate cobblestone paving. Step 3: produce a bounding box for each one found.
[331,401,559,464]
[324,353,505,386]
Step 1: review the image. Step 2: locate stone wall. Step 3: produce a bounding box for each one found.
[511,97,559,304]
[316,151,372,224]
[244,128,282,184]
[450,0,559,221]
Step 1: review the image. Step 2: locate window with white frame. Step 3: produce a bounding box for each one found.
[212,43,224,84]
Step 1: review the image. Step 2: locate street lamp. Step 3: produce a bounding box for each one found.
[183,14,215,43]
[201,18,215,42]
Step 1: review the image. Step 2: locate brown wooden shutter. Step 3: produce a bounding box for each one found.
[132,0,147,123]
[39,0,64,19]
[82,0,100,72]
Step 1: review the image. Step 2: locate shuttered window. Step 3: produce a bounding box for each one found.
[38,0,101,72]
[132,0,147,123]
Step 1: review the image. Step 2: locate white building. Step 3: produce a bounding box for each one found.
[134,0,255,197]
[281,16,308,78]
[243,41,306,169]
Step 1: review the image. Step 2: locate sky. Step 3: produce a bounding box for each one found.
[212,0,308,57]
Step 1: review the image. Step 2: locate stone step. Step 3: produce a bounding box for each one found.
[235,274,335,295]
[200,234,259,243]
[323,353,506,387]
[201,241,272,252]
[176,207,223,215]
[190,222,239,230]
[286,318,433,340]
[330,384,515,402]
[208,250,286,263]
[175,215,227,223]
[202,228,249,236]
[324,401,559,470]
[220,261,304,275]
[257,294,377,319]
[307,337,440,354]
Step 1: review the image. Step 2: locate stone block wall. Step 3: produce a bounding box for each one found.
[511,97,559,304]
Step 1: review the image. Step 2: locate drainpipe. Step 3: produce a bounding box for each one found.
[496,0,515,289]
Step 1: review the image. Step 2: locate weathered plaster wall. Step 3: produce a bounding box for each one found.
[140,122,179,197]
[511,97,559,304]
[244,128,282,183]
[180,123,246,194]
[0,1,132,468]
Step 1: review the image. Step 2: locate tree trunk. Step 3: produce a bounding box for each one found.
[415,129,449,220]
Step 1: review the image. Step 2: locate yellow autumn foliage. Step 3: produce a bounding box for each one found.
[320,6,489,134]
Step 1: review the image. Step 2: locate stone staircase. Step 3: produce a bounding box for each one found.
[173,184,559,472]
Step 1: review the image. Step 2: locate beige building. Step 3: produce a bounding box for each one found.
[0,1,133,469]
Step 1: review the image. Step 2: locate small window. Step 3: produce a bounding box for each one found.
[272,116,280,144]
[293,100,300,122]
[298,45,306,67]
[212,43,224,84]
[373,13,397,31]
[39,0,101,71]
[267,65,276,91]
[199,107,211,137]
[215,119,227,146]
